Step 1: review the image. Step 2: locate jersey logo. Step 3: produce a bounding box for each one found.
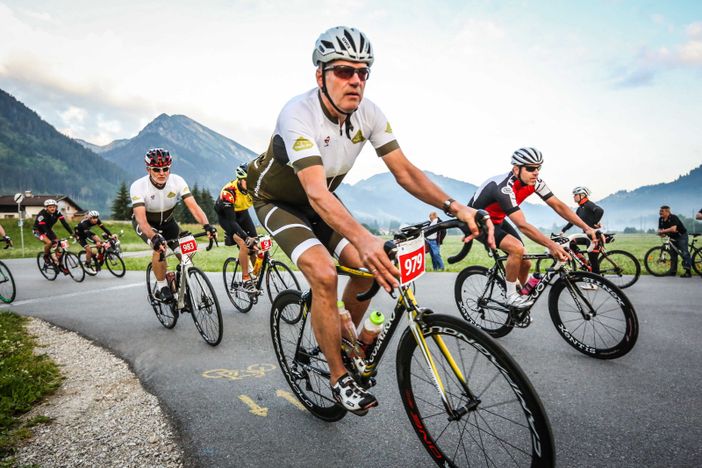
[500,186,513,195]
[293,137,314,151]
[385,122,393,134]
[131,195,140,201]
[351,130,366,144]
[167,191,176,198]
[324,136,331,147]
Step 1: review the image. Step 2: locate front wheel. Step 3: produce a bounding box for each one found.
[36,252,58,281]
[691,248,702,276]
[271,289,346,422]
[644,246,674,276]
[187,267,223,346]
[77,251,98,276]
[0,261,16,303]
[597,250,640,289]
[454,266,513,337]
[396,314,555,467]
[146,263,178,329]
[549,271,638,359]
[105,252,126,277]
[222,257,254,313]
[265,260,300,304]
[63,252,85,283]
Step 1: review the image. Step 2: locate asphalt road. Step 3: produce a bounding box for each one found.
[2,256,701,467]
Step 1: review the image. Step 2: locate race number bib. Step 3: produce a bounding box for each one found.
[259,236,272,252]
[60,239,69,249]
[179,235,198,255]
[397,234,426,286]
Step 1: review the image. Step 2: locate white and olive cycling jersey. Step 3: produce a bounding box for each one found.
[248,88,399,206]
[129,174,192,225]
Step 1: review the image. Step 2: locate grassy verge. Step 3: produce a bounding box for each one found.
[0,312,62,465]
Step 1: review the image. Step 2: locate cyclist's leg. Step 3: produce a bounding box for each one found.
[132,217,167,282]
[499,221,530,285]
[336,241,373,326]
[236,210,258,278]
[676,236,692,271]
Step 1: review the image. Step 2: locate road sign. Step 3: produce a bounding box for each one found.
[14,193,24,204]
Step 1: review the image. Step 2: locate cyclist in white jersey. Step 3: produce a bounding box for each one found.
[130,148,217,302]
[248,26,494,414]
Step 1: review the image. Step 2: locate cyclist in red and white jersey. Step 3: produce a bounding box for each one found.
[469,148,596,308]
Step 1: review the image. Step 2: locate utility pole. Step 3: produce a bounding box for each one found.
[13,192,25,255]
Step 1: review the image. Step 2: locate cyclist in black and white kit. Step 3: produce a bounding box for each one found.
[130,148,217,302]
[469,148,597,308]
[32,199,74,264]
[74,210,115,270]
[248,26,494,414]
[558,186,604,274]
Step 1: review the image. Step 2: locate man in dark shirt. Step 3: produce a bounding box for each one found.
[658,205,691,277]
[32,199,74,262]
[74,210,114,270]
[696,208,702,221]
[559,186,603,273]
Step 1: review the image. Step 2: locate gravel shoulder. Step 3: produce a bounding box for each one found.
[13,318,184,467]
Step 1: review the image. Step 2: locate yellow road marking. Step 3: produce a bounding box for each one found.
[202,364,276,381]
[239,395,268,417]
[276,389,306,411]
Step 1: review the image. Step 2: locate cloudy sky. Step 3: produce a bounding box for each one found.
[1,0,701,200]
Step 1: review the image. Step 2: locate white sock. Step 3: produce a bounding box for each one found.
[506,281,518,296]
[156,280,167,289]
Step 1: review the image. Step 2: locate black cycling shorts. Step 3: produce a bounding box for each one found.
[477,220,523,248]
[75,231,97,248]
[131,217,181,251]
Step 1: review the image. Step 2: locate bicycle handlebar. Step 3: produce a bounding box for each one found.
[158,231,217,262]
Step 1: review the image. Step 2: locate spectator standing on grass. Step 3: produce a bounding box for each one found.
[658,205,691,278]
[426,211,445,271]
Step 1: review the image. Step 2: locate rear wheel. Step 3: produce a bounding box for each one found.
[597,250,640,289]
[454,266,512,337]
[265,260,300,303]
[271,289,346,422]
[63,252,85,283]
[36,252,58,281]
[187,267,223,346]
[77,251,98,276]
[146,263,178,329]
[691,247,702,276]
[105,252,126,277]
[549,271,638,359]
[0,261,16,303]
[222,257,254,313]
[644,246,674,276]
[396,314,555,467]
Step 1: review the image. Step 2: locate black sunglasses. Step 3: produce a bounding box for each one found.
[522,165,541,173]
[151,166,171,173]
[324,65,370,81]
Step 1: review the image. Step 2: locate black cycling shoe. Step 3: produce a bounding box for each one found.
[680,270,692,278]
[331,373,378,416]
[155,286,174,303]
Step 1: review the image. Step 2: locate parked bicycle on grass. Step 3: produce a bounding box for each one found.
[271,215,555,467]
[146,230,223,346]
[223,234,300,313]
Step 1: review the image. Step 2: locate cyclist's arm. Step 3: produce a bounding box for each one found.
[561,222,573,233]
[182,195,210,226]
[59,216,74,236]
[382,148,488,244]
[98,222,112,236]
[0,224,5,237]
[133,206,158,240]
[222,209,248,239]
[592,204,604,225]
[507,210,560,249]
[545,196,594,236]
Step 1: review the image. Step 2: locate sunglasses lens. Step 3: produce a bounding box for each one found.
[152,166,170,173]
[330,66,369,81]
[524,166,540,172]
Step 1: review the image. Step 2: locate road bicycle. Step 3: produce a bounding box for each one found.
[644,234,702,277]
[146,231,223,346]
[78,233,126,278]
[36,238,85,283]
[450,237,639,359]
[535,233,640,289]
[271,216,555,467]
[222,235,301,313]
[0,237,15,303]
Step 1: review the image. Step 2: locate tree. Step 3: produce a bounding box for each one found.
[198,187,217,224]
[110,181,131,220]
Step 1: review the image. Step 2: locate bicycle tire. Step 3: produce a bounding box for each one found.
[270,289,346,422]
[145,263,178,329]
[597,250,640,289]
[265,260,301,304]
[77,251,99,276]
[187,267,223,346]
[222,257,254,313]
[396,314,555,467]
[691,247,702,276]
[0,261,16,303]
[454,266,513,338]
[644,246,674,277]
[36,252,58,281]
[64,252,85,283]
[548,271,638,359]
[105,252,126,278]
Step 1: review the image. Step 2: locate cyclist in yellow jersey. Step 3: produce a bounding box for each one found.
[215,164,258,292]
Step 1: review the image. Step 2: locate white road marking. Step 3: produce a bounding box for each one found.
[0,282,143,308]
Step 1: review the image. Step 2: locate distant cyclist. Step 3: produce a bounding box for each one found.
[248,26,492,414]
[657,205,691,278]
[469,148,597,308]
[558,186,604,274]
[74,210,115,269]
[130,148,217,302]
[32,199,74,265]
[214,163,257,292]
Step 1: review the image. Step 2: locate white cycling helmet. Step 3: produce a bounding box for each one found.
[572,186,591,197]
[44,199,58,207]
[511,147,543,166]
[88,210,100,218]
[312,26,374,67]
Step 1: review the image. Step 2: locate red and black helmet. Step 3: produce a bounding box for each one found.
[144,148,172,168]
